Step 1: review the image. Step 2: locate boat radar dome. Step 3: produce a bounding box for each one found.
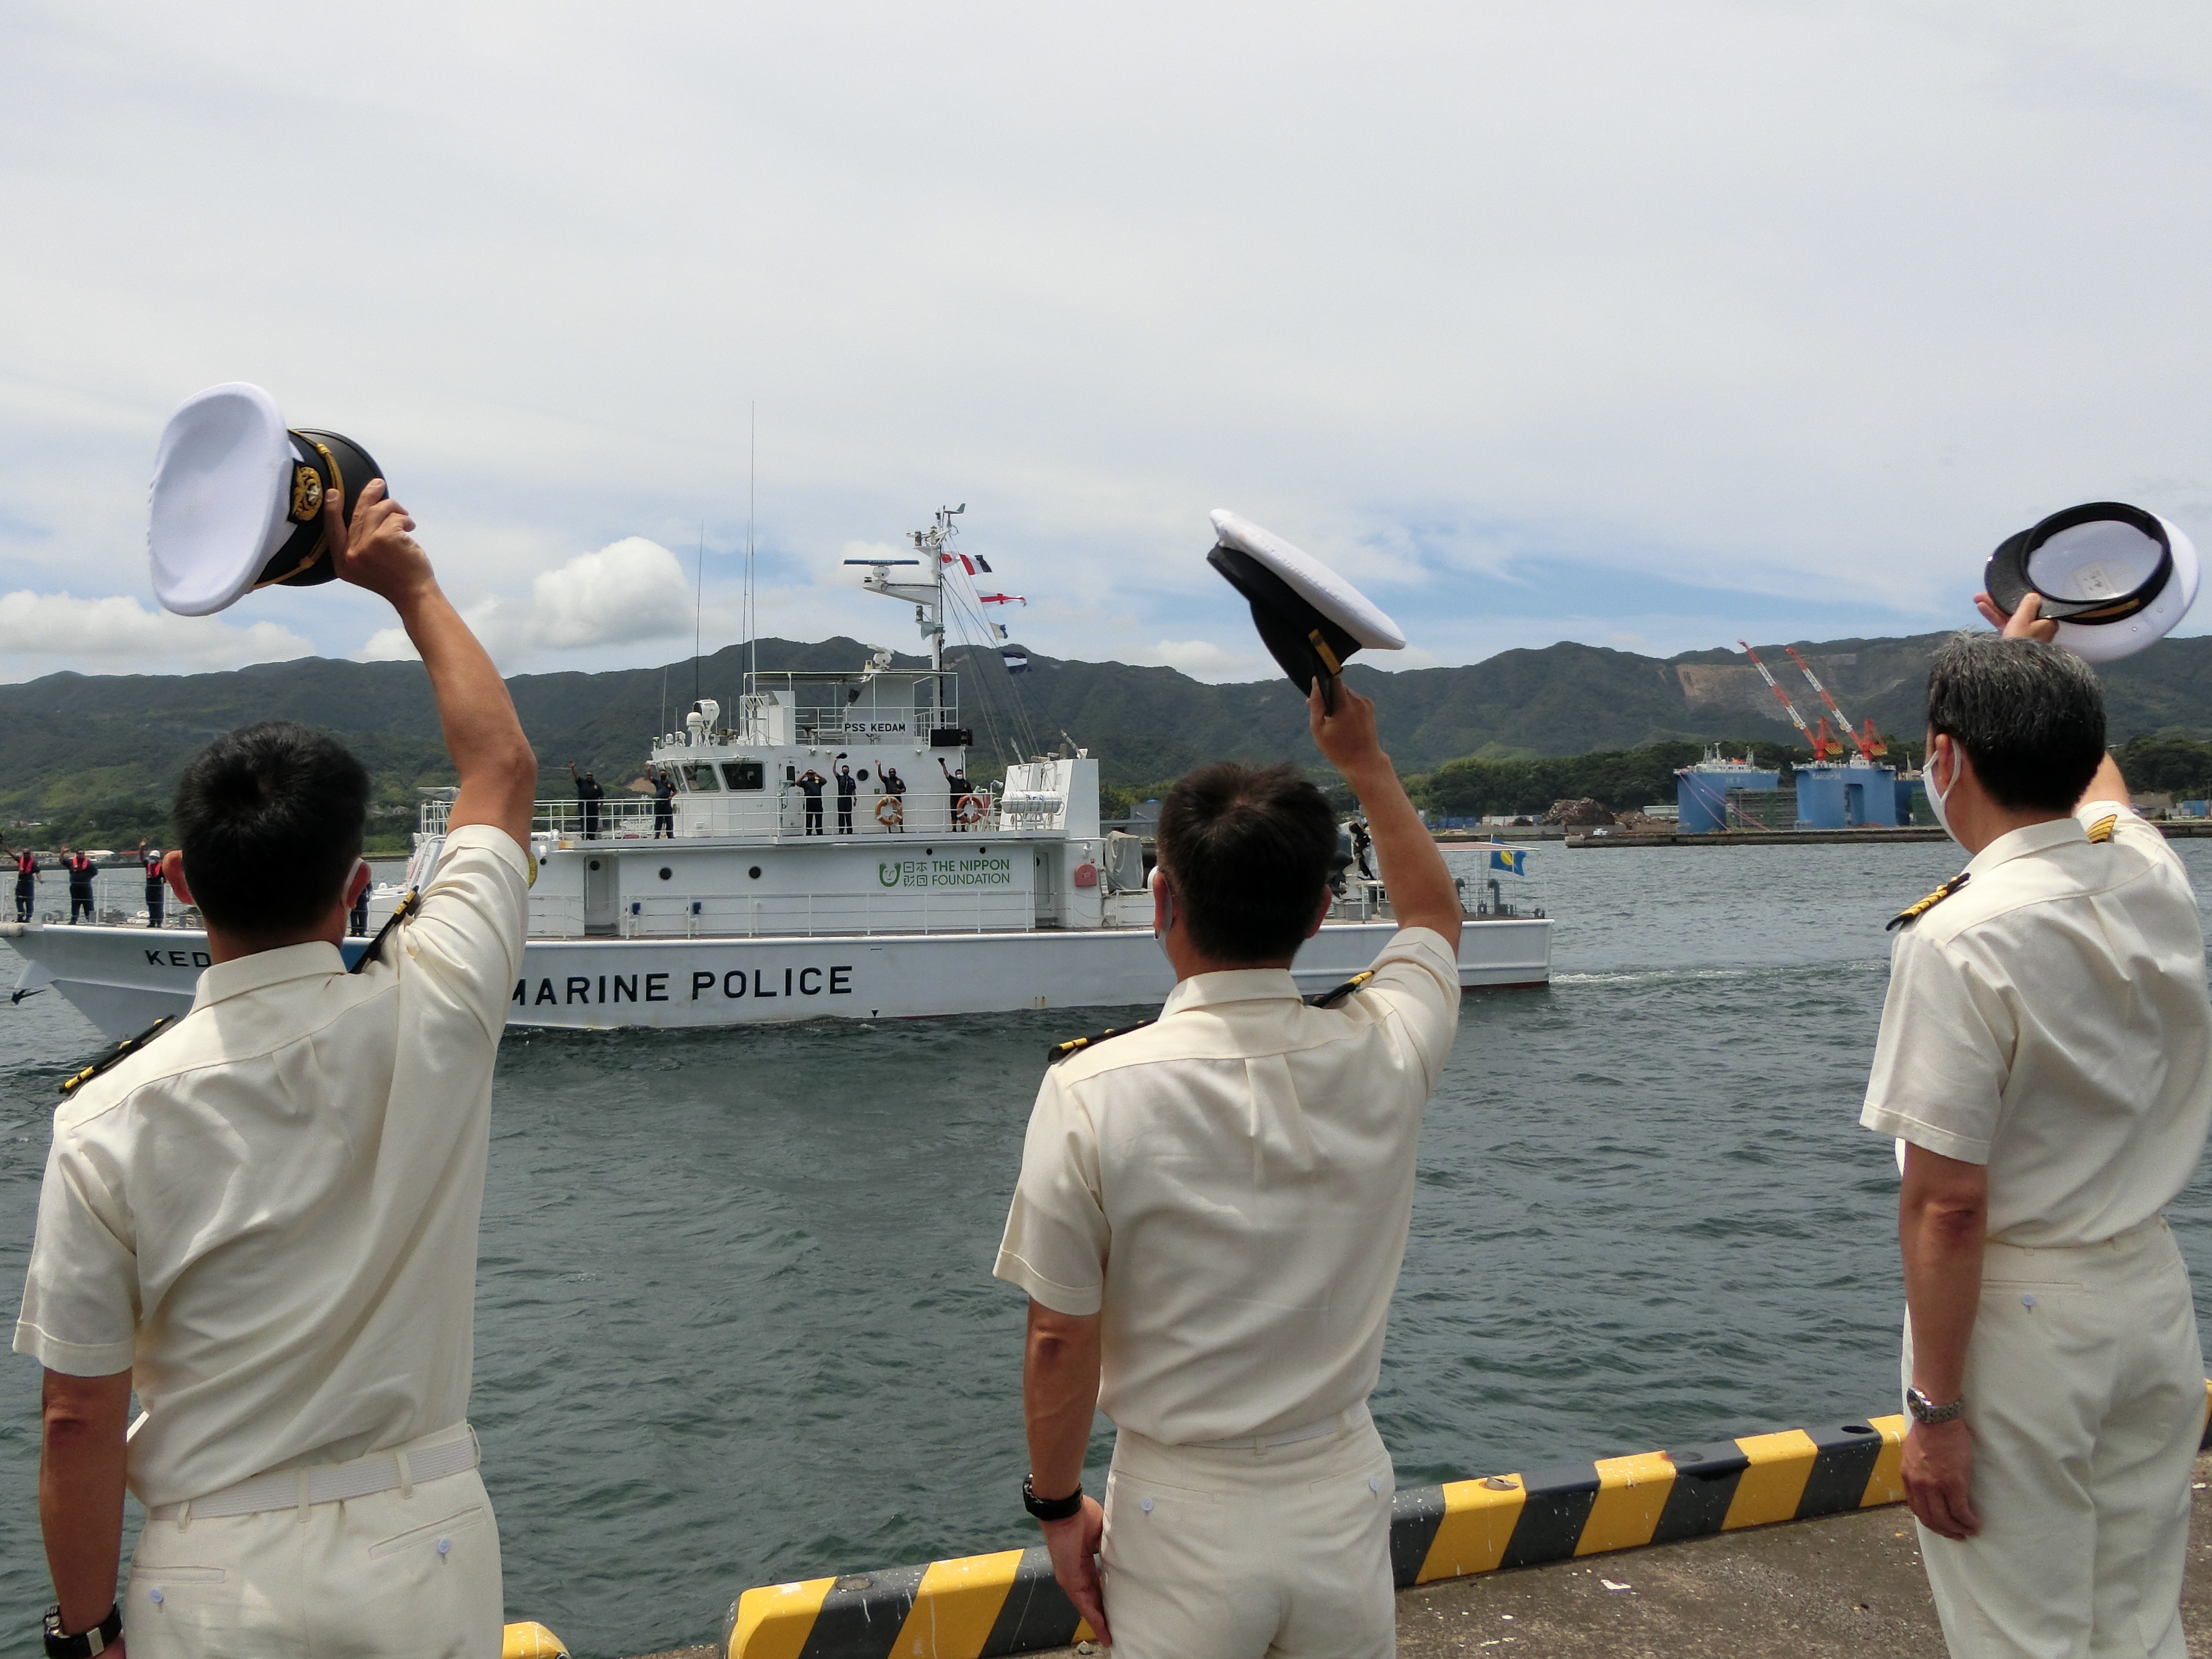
[1984,501,2198,664]
[1205,509,1405,708]
[147,383,385,616]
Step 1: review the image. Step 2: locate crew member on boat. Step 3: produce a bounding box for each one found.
[834,757,858,835]
[567,760,605,840]
[62,847,95,925]
[17,475,537,1659]
[136,840,167,929]
[1863,598,2212,1658]
[880,765,907,831]
[996,677,1463,1657]
[939,755,972,830]
[795,767,828,836]
[652,767,676,839]
[11,843,36,923]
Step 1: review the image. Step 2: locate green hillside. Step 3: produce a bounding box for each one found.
[8,628,2212,850]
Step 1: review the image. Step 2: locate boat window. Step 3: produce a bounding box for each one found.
[683,763,721,792]
[722,761,765,792]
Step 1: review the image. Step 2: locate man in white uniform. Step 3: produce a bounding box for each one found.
[18,478,538,1658]
[995,677,1463,1657]
[1862,599,2212,1658]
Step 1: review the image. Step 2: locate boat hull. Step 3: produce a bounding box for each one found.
[3,918,1550,1039]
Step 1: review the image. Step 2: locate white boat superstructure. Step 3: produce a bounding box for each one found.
[3,509,1552,1038]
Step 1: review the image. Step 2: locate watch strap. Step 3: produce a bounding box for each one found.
[1907,1386,1966,1424]
[43,1603,122,1658]
[1022,1473,1083,1522]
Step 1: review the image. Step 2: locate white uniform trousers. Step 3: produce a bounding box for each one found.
[1100,1407,1396,1659]
[124,1424,502,1659]
[1904,1217,2204,1659]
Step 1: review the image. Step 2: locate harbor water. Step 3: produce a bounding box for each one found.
[11,839,2212,1656]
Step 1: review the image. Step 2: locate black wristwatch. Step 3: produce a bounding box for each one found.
[1022,1473,1083,1522]
[44,1603,121,1658]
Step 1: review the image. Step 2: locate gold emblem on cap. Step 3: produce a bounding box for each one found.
[290,463,324,523]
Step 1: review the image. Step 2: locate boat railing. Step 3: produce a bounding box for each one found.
[524,885,1037,941]
[421,790,1009,842]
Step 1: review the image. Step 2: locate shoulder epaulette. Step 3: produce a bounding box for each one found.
[349,888,420,974]
[1045,1020,1155,1065]
[1887,872,1970,932]
[59,1015,176,1097]
[2086,813,2119,843]
[1306,969,1377,1008]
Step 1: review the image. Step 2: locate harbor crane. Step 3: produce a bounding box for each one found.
[1783,646,1887,761]
[1738,641,1840,762]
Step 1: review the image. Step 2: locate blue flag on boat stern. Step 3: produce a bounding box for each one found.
[1490,847,1527,875]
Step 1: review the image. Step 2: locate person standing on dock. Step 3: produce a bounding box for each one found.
[62,847,95,925]
[16,475,538,1659]
[11,843,37,923]
[995,677,1463,1657]
[834,756,858,835]
[137,840,168,928]
[567,759,604,839]
[1863,596,2212,1659]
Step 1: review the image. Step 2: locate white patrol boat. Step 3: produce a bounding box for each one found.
[2,514,1552,1039]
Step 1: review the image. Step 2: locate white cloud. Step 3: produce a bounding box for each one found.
[353,537,693,667]
[0,590,313,681]
[1143,639,1266,681]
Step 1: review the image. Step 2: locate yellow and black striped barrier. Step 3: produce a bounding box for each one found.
[727,1392,2212,1659]
[726,1410,1911,1658]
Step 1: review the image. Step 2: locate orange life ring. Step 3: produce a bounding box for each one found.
[875,794,904,827]
[954,792,988,826]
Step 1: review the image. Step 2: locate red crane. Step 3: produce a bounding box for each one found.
[1783,646,1885,762]
[1738,641,1837,761]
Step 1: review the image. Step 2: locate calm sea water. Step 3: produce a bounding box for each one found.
[10,839,2212,1656]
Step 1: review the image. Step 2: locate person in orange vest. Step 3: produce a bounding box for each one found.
[63,846,96,924]
[137,839,169,928]
[10,842,37,922]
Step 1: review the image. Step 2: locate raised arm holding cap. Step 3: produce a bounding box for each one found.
[22,460,537,1659]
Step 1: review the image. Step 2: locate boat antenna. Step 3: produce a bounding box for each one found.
[746,402,757,704]
[693,520,705,712]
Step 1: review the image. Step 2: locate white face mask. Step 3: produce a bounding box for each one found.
[1925,743,1958,846]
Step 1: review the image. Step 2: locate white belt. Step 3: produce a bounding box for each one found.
[147,1425,479,1523]
[1189,1404,1366,1453]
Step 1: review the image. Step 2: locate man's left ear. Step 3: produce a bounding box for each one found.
[1307,886,1332,939]
[347,859,372,907]
[161,849,194,905]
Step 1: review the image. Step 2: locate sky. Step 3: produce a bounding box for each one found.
[3,2,2209,686]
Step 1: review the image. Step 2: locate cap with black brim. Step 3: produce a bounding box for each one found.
[1205,509,1404,709]
[1984,500,2200,664]
[149,383,385,617]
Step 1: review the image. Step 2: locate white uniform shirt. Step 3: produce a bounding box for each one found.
[1860,802,2212,1247]
[993,927,1460,1445]
[14,825,529,1507]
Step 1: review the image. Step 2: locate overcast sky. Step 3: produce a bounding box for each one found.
[3,2,2208,686]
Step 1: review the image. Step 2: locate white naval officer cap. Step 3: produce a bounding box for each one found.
[1205,510,1405,706]
[1984,501,2200,664]
[149,383,386,616]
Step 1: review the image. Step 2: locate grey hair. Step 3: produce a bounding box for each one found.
[1924,632,2106,812]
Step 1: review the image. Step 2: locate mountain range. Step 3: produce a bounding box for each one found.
[10,629,2212,838]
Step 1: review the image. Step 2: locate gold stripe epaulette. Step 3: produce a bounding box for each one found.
[1306,969,1376,1008]
[59,1015,176,1097]
[1887,872,1970,932]
[349,887,420,975]
[1045,1019,1155,1065]
[2087,813,2119,844]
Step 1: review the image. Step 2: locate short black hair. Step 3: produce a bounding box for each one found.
[1925,633,2106,812]
[1154,762,1339,962]
[172,722,371,934]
